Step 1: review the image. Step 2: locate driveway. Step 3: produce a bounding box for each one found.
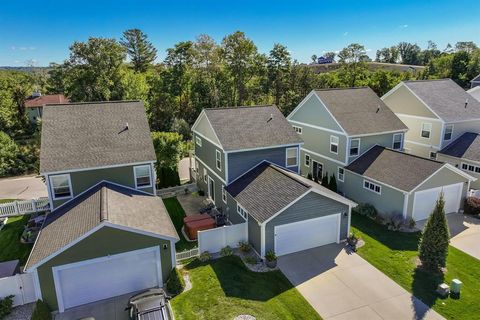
[278,244,443,320]
[0,175,47,200]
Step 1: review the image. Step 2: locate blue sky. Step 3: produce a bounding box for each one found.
[1,0,479,66]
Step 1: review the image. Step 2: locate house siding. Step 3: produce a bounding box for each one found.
[347,132,404,164]
[437,154,480,189]
[194,158,227,215]
[264,191,349,255]
[297,124,347,164]
[383,84,437,118]
[300,150,345,193]
[248,217,261,254]
[36,226,173,311]
[193,133,225,181]
[441,120,480,149]
[396,115,443,158]
[193,113,221,145]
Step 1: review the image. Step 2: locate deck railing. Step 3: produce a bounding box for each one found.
[0,198,49,217]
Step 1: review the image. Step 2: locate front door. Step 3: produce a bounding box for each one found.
[312,161,323,182]
[208,176,215,202]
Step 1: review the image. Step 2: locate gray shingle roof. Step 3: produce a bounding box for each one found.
[439,132,480,162]
[203,106,303,151]
[40,101,156,173]
[345,146,444,192]
[225,162,355,223]
[314,87,407,136]
[403,79,480,122]
[25,182,178,270]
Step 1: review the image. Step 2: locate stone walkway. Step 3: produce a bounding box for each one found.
[4,303,35,320]
[176,193,207,216]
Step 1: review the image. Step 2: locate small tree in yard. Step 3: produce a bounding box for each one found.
[418,193,450,271]
[328,173,337,192]
[321,172,329,187]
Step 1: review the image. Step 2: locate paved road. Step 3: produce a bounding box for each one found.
[0,175,48,200]
[278,244,443,320]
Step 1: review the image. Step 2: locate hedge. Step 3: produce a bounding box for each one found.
[166,267,185,295]
[31,300,51,320]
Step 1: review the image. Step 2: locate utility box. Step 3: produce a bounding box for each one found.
[451,279,463,294]
[436,283,450,297]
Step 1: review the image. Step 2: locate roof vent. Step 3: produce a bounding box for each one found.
[465,98,469,108]
[267,113,273,123]
[32,91,41,98]
[118,122,129,134]
[376,106,380,113]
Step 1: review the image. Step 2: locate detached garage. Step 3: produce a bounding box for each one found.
[24,182,179,312]
[225,162,356,257]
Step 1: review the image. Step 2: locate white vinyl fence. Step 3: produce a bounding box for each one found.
[0,199,49,217]
[198,223,248,254]
[0,273,36,307]
[176,248,199,263]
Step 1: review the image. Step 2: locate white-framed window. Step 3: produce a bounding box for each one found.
[349,138,360,156]
[134,165,152,188]
[222,186,227,203]
[421,123,432,139]
[216,150,222,170]
[293,125,302,134]
[305,154,311,167]
[286,147,298,167]
[203,168,207,183]
[462,163,480,173]
[392,133,403,150]
[430,152,437,160]
[364,180,381,195]
[444,124,454,141]
[237,204,248,220]
[337,167,345,182]
[196,136,202,147]
[330,135,339,154]
[49,174,72,199]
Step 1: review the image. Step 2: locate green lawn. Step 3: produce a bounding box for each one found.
[351,213,480,320]
[0,215,32,264]
[0,199,15,204]
[171,256,321,320]
[162,197,198,252]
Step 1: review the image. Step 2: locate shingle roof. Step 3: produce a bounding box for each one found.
[225,162,355,223]
[314,87,407,136]
[25,182,178,270]
[439,132,480,163]
[25,94,69,108]
[467,86,480,102]
[345,146,444,192]
[203,106,303,151]
[471,74,480,83]
[403,79,480,122]
[40,101,156,173]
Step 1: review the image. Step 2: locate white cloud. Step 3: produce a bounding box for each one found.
[399,24,409,29]
[343,31,349,36]
[366,48,372,52]
[10,46,36,51]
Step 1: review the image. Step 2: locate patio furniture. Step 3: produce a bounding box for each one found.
[199,202,214,214]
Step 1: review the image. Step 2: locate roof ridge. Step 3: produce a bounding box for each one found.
[314,87,369,92]
[266,163,312,189]
[403,78,451,83]
[375,145,444,164]
[44,100,141,107]
[100,186,108,222]
[204,105,276,111]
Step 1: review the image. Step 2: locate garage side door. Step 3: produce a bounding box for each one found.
[53,247,161,312]
[274,214,340,256]
[413,183,462,221]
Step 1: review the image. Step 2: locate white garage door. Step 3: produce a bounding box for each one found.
[412,183,463,221]
[274,214,340,256]
[53,247,162,312]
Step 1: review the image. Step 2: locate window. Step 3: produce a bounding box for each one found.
[222,186,227,203]
[349,139,360,156]
[430,152,437,160]
[462,163,480,173]
[50,174,72,199]
[293,126,302,134]
[237,204,248,220]
[337,167,345,182]
[392,133,403,150]
[216,150,222,170]
[421,123,432,139]
[444,124,454,141]
[330,136,339,154]
[305,154,311,167]
[134,165,152,188]
[364,180,381,195]
[196,136,202,147]
[203,168,207,183]
[286,147,298,167]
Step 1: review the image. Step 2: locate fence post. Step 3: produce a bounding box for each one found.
[14,201,19,215]
[31,200,37,213]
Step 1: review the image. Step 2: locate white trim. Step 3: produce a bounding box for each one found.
[207,176,215,201]
[191,110,223,148]
[261,223,266,257]
[195,156,226,184]
[409,164,476,194]
[420,122,432,139]
[301,147,346,166]
[287,119,345,136]
[349,138,360,157]
[363,179,382,195]
[443,124,454,142]
[402,193,409,219]
[170,240,176,267]
[236,203,248,221]
[346,208,351,237]
[133,164,153,189]
[195,136,202,147]
[392,133,404,150]
[45,175,53,211]
[311,160,324,180]
[203,167,207,183]
[221,185,227,204]
[225,153,229,183]
[32,269,42,300]
[394,113,443,122]
[49,174,73,201]
[286,147,299,167]
[349,129,408,138]
[404,139,441,149]
[330,135,339,155]
[215,150,222,171]
[42,161,156,176]
[224,143,303,154]
[337,167,345,182]
[286,91,316,120]
[380,81,404,101]
[193,131,222,150]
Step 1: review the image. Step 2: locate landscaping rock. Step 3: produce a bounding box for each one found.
[234,315,256,320]
[4,303,35,320]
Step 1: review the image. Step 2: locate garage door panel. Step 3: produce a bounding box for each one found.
[413,183,462,221]
[274,214,340,256]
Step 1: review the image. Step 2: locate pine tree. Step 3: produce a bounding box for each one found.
[418,193,450,271]
[329,173,337,192]
[120,29,157,73]
[321,172,329,187]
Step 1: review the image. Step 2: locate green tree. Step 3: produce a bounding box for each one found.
[337,43,369,87]
[0,132,19,176]
[151,132,183,187]
[328,173,337,192]
[310,54,318,63]
[418,193,450,271]
[120,29,157,73]
[455,41,478,54]
[324,51,337,61]
[267,43,291,108]
[321,172,329,187]
[451,50,470,87]
[397,42,421,65]
[375,46,399,63]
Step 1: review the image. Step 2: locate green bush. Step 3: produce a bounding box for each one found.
[31,299,51,320]
[328,173,337,192]
[245,256,257,265]
[464,197,480,216]
[0,295,14,319]
[321,172,329,187]
[166,268,185,295]
[238,241,252,253]
[199,251,211,262]
[353,203,377,220]
[220,245,233,257]
[265,250,277,262]
[158,167,181,188]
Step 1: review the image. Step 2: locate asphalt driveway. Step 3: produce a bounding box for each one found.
[0,175,47,200]
[278,243,443,320]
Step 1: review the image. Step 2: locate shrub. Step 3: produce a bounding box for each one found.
[265,250,277,262]
[220,245,233,257]
[245,256,257,265]
[464,196,480,216]
[386,214,405,231]
[199,251,211,262]
[321,172,329,187]
[307,173,313,180]
[31,299,52,320]
[166,268,185,295]
[328,173,337,192]
[238,241,252,253]
[353,203,377,220]
[0,295,14,318]
[158,167,181,188]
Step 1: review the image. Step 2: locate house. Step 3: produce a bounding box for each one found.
[470,74,480,89]
[25,101,179,313]
[287,87,475,221]
[25,93,69,123]
[192,105,356,257]
[382,79,480,160]
[40,101,157,209]
[286,87,408,194]
[467,86,480,102]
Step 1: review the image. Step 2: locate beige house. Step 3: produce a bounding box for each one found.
[382,79,480,160]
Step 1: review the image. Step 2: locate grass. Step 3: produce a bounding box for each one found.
[171,256,321,320]
[0,199,15,204]
[351,213,480,320]
[162,197,198,252]
[0,215,32,265]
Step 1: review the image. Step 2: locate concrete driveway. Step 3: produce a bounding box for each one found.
[0,175,47,200]
[278,244,443,320]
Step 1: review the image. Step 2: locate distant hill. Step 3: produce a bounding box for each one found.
[308,62,426,73]
[0,66,51,74]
